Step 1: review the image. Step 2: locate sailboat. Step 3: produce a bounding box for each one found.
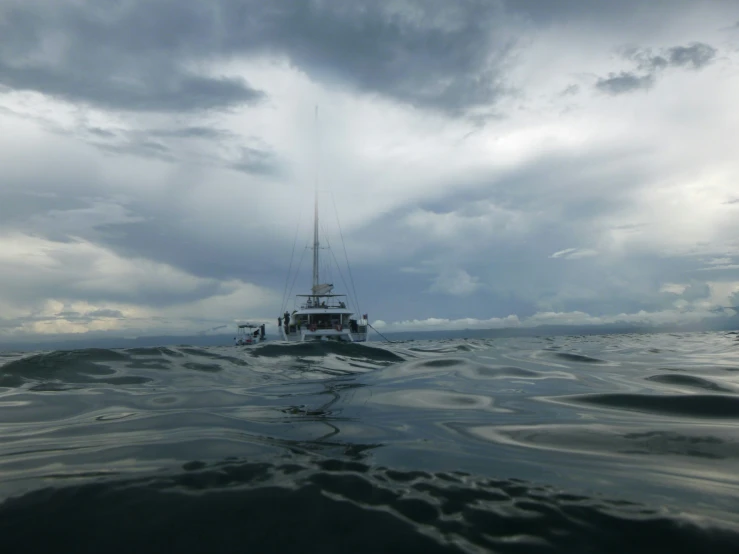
[279,114,369,342]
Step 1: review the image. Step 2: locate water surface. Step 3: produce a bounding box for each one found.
[1,332,739,552]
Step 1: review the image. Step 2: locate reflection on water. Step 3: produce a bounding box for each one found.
[1,332,739,552]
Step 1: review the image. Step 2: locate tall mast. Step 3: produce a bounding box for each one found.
[312,106,319,292]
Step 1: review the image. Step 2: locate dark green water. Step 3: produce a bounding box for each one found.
[1,332,738,552]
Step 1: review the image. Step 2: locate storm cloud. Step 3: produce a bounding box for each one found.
[596,72,655,94]
[596,42,718,95]
[0,0,738,341]
[0,0,518,116]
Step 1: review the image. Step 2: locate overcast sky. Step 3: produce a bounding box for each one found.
[1,0,739,340]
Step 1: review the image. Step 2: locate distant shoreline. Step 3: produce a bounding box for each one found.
[1,317,737,352]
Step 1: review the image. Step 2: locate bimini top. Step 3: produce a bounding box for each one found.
[238,323,263,328]
[295,294,347,298]
[296,307,353,314]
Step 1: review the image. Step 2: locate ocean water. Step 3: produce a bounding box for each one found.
[1,332,739,553]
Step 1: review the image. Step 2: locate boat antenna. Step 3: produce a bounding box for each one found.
[281,209,303,313]
[331,191,362,319]
[312,105,320,295]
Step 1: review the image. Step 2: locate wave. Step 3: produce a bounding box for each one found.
[1,455,736,554]
[0,342,404,391]
[0,346,256,388]
[0,349,150,387]
[473,424,739,461]
[553,352,609,364]
[646,374,734,392]
[248,341,405,363]
[561,393,739,418]
[3,331,739,552]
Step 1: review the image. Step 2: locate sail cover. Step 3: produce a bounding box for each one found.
[312,283,334,295]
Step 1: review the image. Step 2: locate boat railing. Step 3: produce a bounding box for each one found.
[299,302,349,310]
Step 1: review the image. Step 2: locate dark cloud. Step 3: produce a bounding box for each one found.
[0,56,263,113]
[501,0,655,22]
[1,0,735,333]
[682,281,711,302]
[427,147,651,219]
[231,0,514,114]
[597,42,718,95]
[2,1,719,115]
[1,102,278,174]
[333,143,720,320]
[87,127,117,138]
[0,0,514,116]
[92,139,176,163]
[78,124,280,174]
[149,127,235,140]
[0,2,264,112]
[230,146,281,176]
[353,206,707,319]
[322,158,639,315]
[501,0,728,30]
[87,309,125,318]
[613,223,646,231]
[92,214,288,286]
[0,169,287,291]
[5,251,229,307]
[0,191,88,229]
[596,72,654,95]
[48,309,124,322]
[628,50,669,72]
[667,43,718,69]
[626,43,717,71]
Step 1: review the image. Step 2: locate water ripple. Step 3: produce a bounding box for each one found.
[1,332,739,551]
[1,455,737,554]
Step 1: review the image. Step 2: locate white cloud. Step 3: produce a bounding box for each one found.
[550,248,577,259]
[707,257,733,266]
[428,269,481,296]
[697,265,739,271]
[0,233,278,337]
[660,283,687,294]
[373,315,521,332]
[1,1,738,340]
[550,248,598,260]
[374,308,727,333]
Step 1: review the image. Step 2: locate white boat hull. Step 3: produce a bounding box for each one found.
[235,337,263,346]
[280,327,368,342]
